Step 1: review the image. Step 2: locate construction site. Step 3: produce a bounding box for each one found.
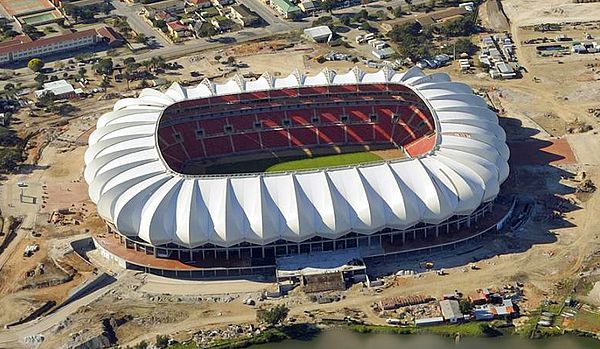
[1,0,600,348]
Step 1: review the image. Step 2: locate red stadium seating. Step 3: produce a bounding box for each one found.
[289,127,318,147]
[232,132,261,153]
[318,126,346,144]
[156,84,437,169]
[260,129,289,148]
[204,136,233,157]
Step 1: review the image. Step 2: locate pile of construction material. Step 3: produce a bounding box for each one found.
[378,295,435,311]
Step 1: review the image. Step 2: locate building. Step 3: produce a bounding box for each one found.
[303,26,332,43]
[439,300,463,323]
[210,16,235,31]
[229,4,259,27]
[142,0,185,18]
[211,0,234,6]
[54,0,110,11]
[85,67,510,279]
[35,80,77,99]
[270,0,301,19]
[167,20,192,39]
[299,0,319,13]
[185,0,213,8]
[415,317,445,326]
[0,29,102,65]
[372,47,395,60]
[96,26,124,47]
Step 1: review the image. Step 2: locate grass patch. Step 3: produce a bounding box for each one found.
[266,152,382,172]
[347,322,501,338]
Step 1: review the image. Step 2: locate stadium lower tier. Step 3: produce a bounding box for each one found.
[93,201,512,279]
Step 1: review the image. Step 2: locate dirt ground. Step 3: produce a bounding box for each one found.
[503,0,600,27]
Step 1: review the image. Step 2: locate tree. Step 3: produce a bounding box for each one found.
[135,33,148,44]
[3,83,15,94]
[155,335,169,349]
[28,58,44,72]
[353,9,369,22]
[94,58,114,75]
[100,76,110,90]
[0,148,23,173]
[340,16,351,26]
[388,21,433,61]
[453,37,478,57]
[22,24,37,35]
[321,0,336,14]
[257,305,289,326]
[226,56,236,66]
[359,22,372,31]
[37,91,55,111]
[439,14,477,37]
[78,67,87,79]
[100,3,112,16]
[459,299,474,314]
[393,5,403,18]
[123,57,136,66]
[34,73,48,84]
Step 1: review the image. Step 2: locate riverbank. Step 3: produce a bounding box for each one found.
[168,324,320,349]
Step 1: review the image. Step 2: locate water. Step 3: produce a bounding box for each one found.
[253,329,599,349]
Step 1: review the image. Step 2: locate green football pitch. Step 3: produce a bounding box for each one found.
[266,152,382,172]
[200,151,384,174]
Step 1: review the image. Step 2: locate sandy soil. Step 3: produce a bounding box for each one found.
[503,0,600,26]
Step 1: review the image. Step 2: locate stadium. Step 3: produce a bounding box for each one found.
[85,67,510,279]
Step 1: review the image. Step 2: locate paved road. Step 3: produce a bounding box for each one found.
[110,0,172,48]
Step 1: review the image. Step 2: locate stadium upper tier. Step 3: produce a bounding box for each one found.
[84,67,510,248]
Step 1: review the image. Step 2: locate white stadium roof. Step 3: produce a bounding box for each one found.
[84,67,509,248]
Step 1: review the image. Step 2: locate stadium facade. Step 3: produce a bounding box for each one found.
[85,67,510,277]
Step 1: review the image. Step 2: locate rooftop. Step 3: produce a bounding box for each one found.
[0,28,98,56]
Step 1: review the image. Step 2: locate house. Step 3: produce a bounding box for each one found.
[303,26,332,43]
[299,0,319,13]
[210,16,235,32]
[35,80,77,99]
[192,21,214,38]
[229,4,259,27]
[143,0,185,19]
[211,0,235,6]
[167,20,192,39]
[439,300,463,323]
[185,0,213,8]
[270,0,302,19]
